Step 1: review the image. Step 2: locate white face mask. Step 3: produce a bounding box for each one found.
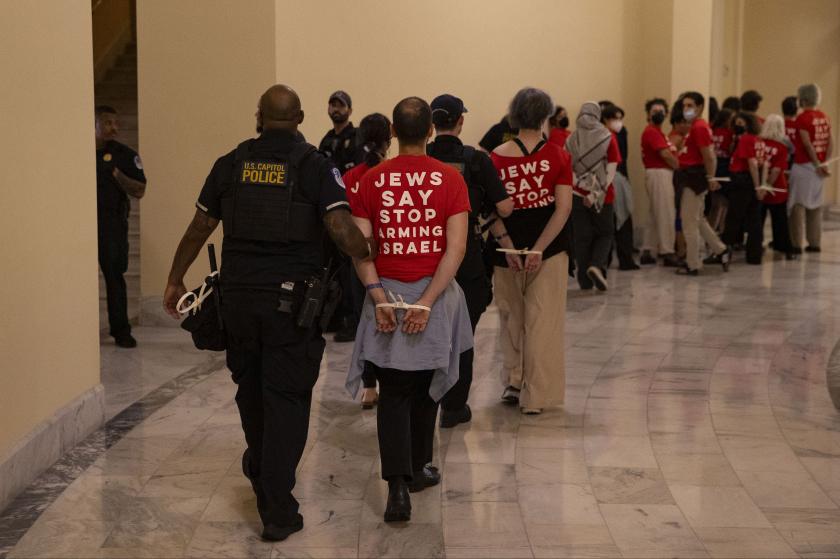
[609,120,624,133]
[683,108,697,121]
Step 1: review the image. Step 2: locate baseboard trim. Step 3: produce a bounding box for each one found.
[0,384,105,512]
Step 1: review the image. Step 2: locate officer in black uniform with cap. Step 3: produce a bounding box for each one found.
[95,105,147,348]
[318,90,359,173]
[426,94,514,428]
[163,85,372,542]
[319,90,362,342]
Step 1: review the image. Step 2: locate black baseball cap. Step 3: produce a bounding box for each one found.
[431,94,467,126]
[328,90,352,108]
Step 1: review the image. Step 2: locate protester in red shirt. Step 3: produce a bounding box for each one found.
[341,112,392,403]
[489,87,573,415]
[674,91,729,274]
[789,83,834,253]
[548,105,571,149]
[757,114,795,258]
[723,112,763,264]
[640,98,681,267]
[347,97,472,523]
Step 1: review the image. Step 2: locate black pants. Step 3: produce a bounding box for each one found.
[572,198,614,288]
[613,215,636,269]
[349,270,377,389]
[442,274,488,412]
[722,174,763,264]
[370,364,437,479]
[763,202,792,254]
[222,291,325,526]
[98,219,130,338]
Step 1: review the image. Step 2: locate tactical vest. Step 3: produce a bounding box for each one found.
[427,142,488,282]
[221,140,321,243]
[427,143,485,237]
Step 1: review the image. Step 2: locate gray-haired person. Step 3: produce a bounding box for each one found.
[788,83,833,253]
[488,87,574,415]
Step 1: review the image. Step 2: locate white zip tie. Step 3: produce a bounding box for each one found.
[496,248,543,255]
[177,271,219,315]
[375,290,431,312]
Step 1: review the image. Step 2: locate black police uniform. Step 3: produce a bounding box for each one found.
[318,123,359,173]
[319,124,361,337]
[196,129,350,528]
[96,140,146,339]
[427,135,509,412]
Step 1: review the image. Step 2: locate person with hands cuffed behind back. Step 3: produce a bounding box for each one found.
[489,87,574,415]
[345,97,473,524]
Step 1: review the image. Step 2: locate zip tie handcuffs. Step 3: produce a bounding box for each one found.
[497,248,543,256]
[176,271,219,315]
[375,290,431,312]
[757,184,784,194]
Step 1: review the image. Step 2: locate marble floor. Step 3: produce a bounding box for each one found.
[5,233,840,558]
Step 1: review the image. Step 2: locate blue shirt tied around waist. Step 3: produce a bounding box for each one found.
[345,277,474,402]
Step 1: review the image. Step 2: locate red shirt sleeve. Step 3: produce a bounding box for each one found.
[607,134,622,164]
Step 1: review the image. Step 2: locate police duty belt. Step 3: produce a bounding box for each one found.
[375,291,431,312]
[177,271,219,315]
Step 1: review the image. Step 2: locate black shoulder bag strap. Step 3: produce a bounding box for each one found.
[512,137,546,156]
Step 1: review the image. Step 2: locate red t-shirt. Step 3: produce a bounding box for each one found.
[729,133,758,174]
[712,127,734,159]
[755,138,788,205]
[679,119,714,168]
[784,117,798,148]
[794,109,832,164]
[641,124,674,169]
[548,128,571,150]
[342,162,369,212]
[353,155,471,283]
[491,141,573,209]
[568,134,620,204]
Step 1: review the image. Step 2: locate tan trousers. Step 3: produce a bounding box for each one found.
[681,188,726,271]
[789,204,822,249]
[494,252,567,409]
[643,168,676,255]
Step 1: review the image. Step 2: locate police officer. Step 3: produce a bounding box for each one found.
[95,105,147,348]
[163,85,371,542]
[319,90,359,173]
[319,90,362,342]
[426,94,514,428]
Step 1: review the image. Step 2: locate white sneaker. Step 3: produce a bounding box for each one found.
[501,386,520,405]
[586,266,608,291]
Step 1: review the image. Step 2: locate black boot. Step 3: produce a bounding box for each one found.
[440,405,472,429]
[384,477,411,522]
[262,514,304,542]
[407,465,441,493]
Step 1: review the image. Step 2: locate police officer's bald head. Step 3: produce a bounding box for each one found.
[392,97,433,146]
[257,84,304,132]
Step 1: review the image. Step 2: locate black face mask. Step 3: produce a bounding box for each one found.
[733,124,746,135]
[651,112,666,125]
[558,116,570,129]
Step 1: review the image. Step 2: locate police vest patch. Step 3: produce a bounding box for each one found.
[240,161,288,186]
[103,153,112,162]
[332,167,346,189]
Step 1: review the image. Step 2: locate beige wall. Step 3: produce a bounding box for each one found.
[138,0,276,295]
[741,0,840,202]
[0,0,100,456]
